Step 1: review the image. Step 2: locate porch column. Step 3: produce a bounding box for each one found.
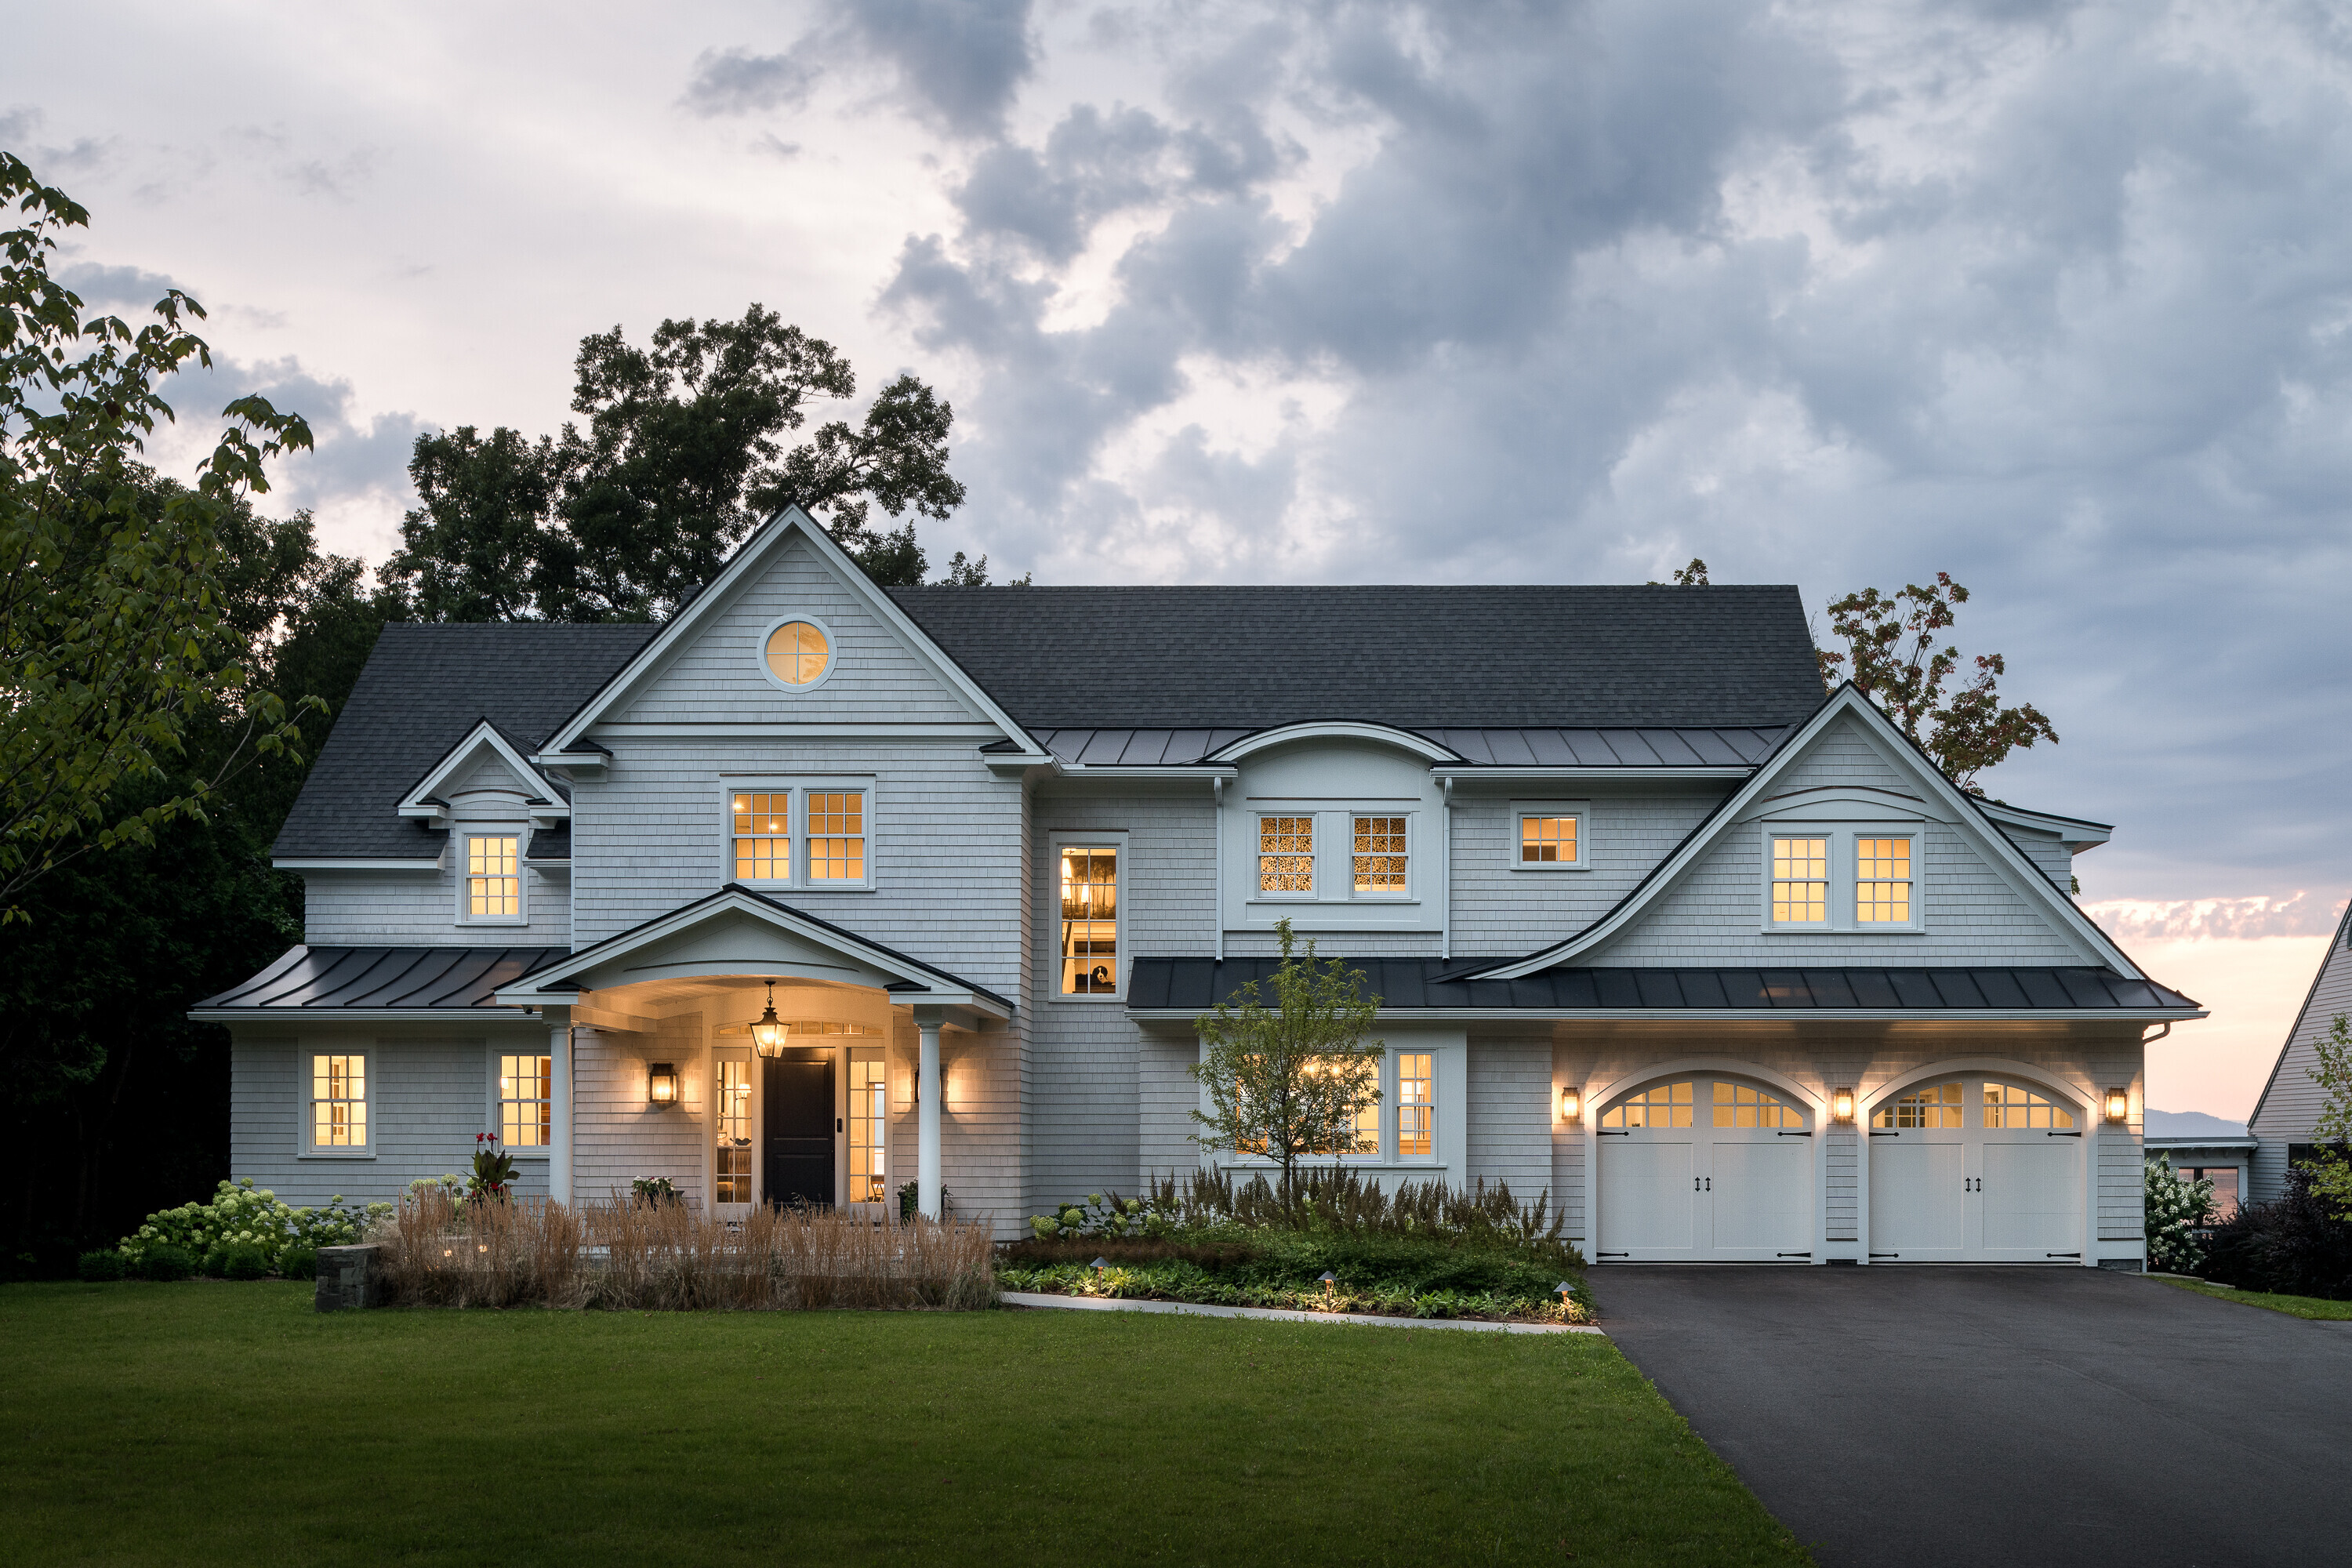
[547,1011,572,1205]
[916,1013,943,1219]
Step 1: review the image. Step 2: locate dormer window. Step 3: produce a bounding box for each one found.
[1856,837,1913,923]
[463,833,523,922]
[1769,837,1828,925]
[1762,825,1922,932]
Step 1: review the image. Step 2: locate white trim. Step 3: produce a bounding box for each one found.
[1976,799,2111,851]
[1434,765,1753,782]
[754,613,840,694]
[486,1044,555,1158]
[272,858,441,872]
[1465,686,2147,980]
[540,508,1044,759]
[456,829,528,926]
[1047,831,1128,1002]
[1508,801,1591,872]
[721,777,877,892]
[300,1044,375,1159]
[1127,1005,2204,1023]
[589,723,1008,739]
[397,720,568,824]
[1204,721,1460,765]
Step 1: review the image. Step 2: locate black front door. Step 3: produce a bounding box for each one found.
[763,1049,835,1208]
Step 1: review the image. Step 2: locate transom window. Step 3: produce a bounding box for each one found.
[764,620,829,686]
[1770,837,1828,925]
[1258,816,1314,894]
[1601,1081,1695,1129]
[465,833,521,919]
[1521,815,1579,863]
[713,1058,752,1203]
[1397,1052,1434,1156]
[1984,1082,2075,1130]
[731,793,790,880]
[1875,1082,1964,1129]
[497,1054,552,1146]
[849,1056,887,1201]
[1856,837,1913,923]
[1059,847,1119,994]
[807,793,866,881]
[1712,1081,1801,1128]
[1352,815,1407,893]
[310,1054,367,1149]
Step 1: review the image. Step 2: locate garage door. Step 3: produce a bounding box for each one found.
[1867,1078,2085,1264]
[1595,1078,1815,1262]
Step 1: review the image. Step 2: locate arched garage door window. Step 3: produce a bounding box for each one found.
[1869,1076,2084,1263]
[1594,1076,1814,1262]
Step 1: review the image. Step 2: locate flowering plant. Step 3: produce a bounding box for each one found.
[469,1133,517,1201]
[1028,1191,1170,1240]
[631,1175,681,1206]
[117,1178,390,1272]
[2146,1155,2215,1273]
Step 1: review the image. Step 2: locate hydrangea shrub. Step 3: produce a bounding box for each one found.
[2146,1155,2214,1274]
[118,1177,389,1274]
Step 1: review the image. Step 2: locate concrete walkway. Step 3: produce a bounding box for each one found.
[1593,1266,2352,1568]
[999,1290,1601,1333]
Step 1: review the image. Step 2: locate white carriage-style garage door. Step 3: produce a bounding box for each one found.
[1867,1078,2085,1264]
[1594,1077,1816,1262]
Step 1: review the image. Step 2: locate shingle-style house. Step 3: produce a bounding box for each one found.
[2246,896,2352,1201]
[194,509,2201,1265]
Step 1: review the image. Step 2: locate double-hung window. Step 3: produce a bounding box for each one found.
[497,1054,553,1147]
[1396,1052,1434,1157]
[1352,816,1408,895]
[309,1052,368,1152]
[806,793,867,882]
[1258,816,1314,895]
[731,793,791,880]
[1058,845,1120,995]
[463,833,523,922]
[1763,825,1922,931]
[726,784,873,889]
[1855,837,1913,923]
[1769,837,1828,926]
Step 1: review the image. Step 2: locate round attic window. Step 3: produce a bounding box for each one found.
[764,620,830,688]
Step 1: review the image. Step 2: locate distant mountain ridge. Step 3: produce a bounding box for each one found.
[2145,1109,2249,1138]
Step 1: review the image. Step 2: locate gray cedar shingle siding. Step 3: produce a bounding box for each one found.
[2249,902,2352,1200]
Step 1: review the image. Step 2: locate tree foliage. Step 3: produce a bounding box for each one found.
[2298,1013,2352,1221]
[0,153,316,920]
[1189,921,1386,1189]
[1816,572,2057,792]
[383,305,1004,619]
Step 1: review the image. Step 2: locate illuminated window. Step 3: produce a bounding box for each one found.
[310,1054,367,1149]
[1352,815,1407,894]
[713,1057,752,1203]
[1600,1081,1695,1129]
[764,620,829,686]
[806,792,866,881]
[1874,1082,1963,1129]
[1983,1081,2074,1130]
[465,834,521,918]
[1397,1052,1434,1157]
[1520,815,1579,863]
[498,1054,552,1147]
[1711,1080,1801,1129]
[849,1056,887,1202]
[1857,837,1913,923]
[731,793,791,881]
[1306,1057,1380,1155]
[1770,837,1828,925]
[1258,816,1314,894]
[1059,847,1119,994]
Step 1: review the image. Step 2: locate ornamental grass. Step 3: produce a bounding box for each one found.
[372,1188,994,1310]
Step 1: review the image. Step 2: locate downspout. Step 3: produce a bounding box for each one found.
[1212,775,1225,963]
[1439,777,1453,961]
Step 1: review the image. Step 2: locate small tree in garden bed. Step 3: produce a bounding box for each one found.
[1189,920,1384,1192]
[2298,1013,2352,1221]
[2145,1155,2213,1273]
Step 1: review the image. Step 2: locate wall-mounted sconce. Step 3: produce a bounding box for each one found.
[1559,1085,1581,1123]
[648,1062,679,1108]
[1831,1087,1857,1125]
[2103,1087,2129,1123]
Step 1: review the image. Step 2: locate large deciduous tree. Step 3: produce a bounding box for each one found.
[1817,572,2057,793]
[0,153,314,920]
[385,305,1005,619]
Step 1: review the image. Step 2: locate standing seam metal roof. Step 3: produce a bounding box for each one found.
[193,946,572,1011]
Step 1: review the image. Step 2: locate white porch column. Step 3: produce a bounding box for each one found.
[547,1011,573,1206]
[916,1013,943,1220]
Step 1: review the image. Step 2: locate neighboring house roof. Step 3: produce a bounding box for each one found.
[1030,724,1791,768]
[275,623,655,860]
[2247,895,2352,1134]
[191,945,570,1014]
[1126,959,2203,1016]
[888,584,1824,728]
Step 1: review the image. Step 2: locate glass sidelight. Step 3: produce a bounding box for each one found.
[714,1055,753,1204]
[848,1054,887,1203]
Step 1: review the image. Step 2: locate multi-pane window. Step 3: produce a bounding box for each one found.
[1856,837,1913,924]
[1711,1080,1801,1129]
[1352,815,1407,894]
[1396,1052,1434,1157]
[764,620,829,686]
[1600,1081,1695,1128]
[310,1054,367,1149]
[1059,847,1119,994]
[731,793,790,880]
[1983,1082,2075,1130]
[1520,815,1579,864]
[1304,1058,1379,1155]
[1875,1082,1964,1129]
[498,1054,553,1146]
[466,834,521,918]
[806,793,866,881]
[713,1058,752,1203]
[1769,837,1828,924]
[849,1057,887,1201]
[1258,816,1314,894]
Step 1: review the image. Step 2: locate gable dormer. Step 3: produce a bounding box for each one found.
[397,720,568,830]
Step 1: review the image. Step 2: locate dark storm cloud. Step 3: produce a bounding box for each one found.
[681,45,821,117]
[829,0,1037,138]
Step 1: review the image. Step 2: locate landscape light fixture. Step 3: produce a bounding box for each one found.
[1831,1087,1857,1125]
[749,981,790,1058]
[648,1062,679,1108]
[1554,1281,1575,1308]
[2103,1087,2129,1123]
[1318,1270,1338,1295]
[1559,1085,1581,1123]
[1091,1256,1109,1277]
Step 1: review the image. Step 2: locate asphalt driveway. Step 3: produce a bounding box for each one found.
[1593,1267,2352,1568]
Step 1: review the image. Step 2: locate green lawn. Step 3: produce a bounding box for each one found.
[1,1283,1806,1567]
[2151,1275,2352,1320]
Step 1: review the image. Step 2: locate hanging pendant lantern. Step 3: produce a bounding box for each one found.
[750,981,790,1058]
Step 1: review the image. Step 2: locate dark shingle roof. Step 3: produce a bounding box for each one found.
[274,623,656,859]
[1032,724,1791,766]
[890,585,1823,728]
[1127,960,2201,1013]
[192,946,571,1011]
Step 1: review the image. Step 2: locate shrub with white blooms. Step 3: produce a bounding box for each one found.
[118,1177,388,1270]
[2144,1155,2214,1274]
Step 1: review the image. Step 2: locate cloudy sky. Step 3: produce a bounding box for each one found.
[12,0,2352,1115]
